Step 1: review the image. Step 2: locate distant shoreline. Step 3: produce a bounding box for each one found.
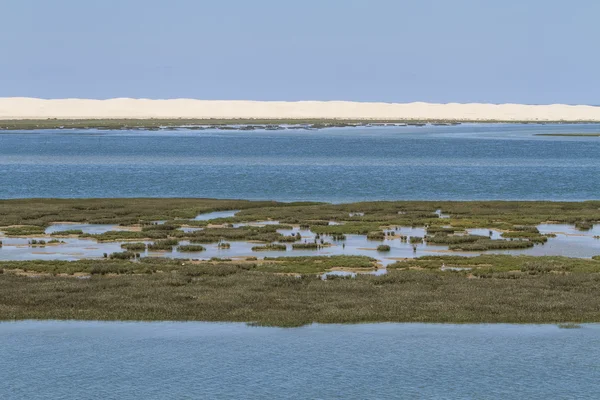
[1,118,599,131]
[2,98,600,123]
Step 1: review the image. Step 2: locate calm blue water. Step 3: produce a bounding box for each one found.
[1,321,599,399]
[2,124,600,201]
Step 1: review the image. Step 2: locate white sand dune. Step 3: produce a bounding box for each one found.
[1,97,599,121]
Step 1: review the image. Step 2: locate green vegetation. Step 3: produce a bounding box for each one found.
[1,226,46,236]
[377,245,391,252]
[177,245,206,252]
[148,239,179,251]
[50,229,84,236]
[426,234,487,244]
[141,224,181,232]
[501,231,549,243]
[0,198,309,227]
[2,199,600,239]
[185,226,286,243]
[1,254,600,326]
[292,243,330,250]
[366,231,385,240]
[109,251,138,260]
[120,242,147,251]
[575,221,594,231]
[252,244,287,251]
[448,239,534,251]
[426,227,460,235]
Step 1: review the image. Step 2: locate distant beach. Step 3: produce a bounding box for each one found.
[1,98,600,122]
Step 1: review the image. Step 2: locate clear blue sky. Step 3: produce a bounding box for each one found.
[1,0,598,104]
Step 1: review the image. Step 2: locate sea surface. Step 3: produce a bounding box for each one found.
[3,125,600,400]
[2,321,600,399]
[2,123,600,201]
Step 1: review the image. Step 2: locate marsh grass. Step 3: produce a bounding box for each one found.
[148,239,179,251]
[449,239,534,251]
[367,231,385,240]
[109,251,137,260]
[2,257,600,326]
[425,234,487,244]
[575,221,594,231]
[177,245,206,252]
[252,244,287,251]
[50,229,84,236]
[1,226,46,236]
[121,242,147,251]
[292,243,330,250]
[2,200,600,238]
[501,232,549,243]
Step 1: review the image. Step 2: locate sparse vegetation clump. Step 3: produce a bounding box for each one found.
[120,242,147,251]
[1,226,46,236]
[426,227,459,235]
[512,225,540,233]
[410,236,424,244]
[425,234,486,244]
[367,231,385,240]
[177,245,206,252]
[501,231,548,243]
[217,242,231,249]
[252,244,287,251]
[292,242,330,250]
[377,245,391,252]
[141,224,180,232]
[109,251,138,260]
[575,221,594,231]
[50,229,84,236]
[148,239,179,251]
[278,234,301,243]
[449,239,534,251]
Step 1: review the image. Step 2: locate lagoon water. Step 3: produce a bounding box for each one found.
[4,124,600,399]
[2,321,600,399]
[2,123,600,201]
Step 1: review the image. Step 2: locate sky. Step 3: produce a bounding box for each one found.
[0,0,598,104]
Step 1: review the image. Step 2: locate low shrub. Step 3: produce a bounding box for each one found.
[121,242,147,251]
[109,251,137,260]
[252,244,287,251]
[50,229,84,236]
[177,245,206,252]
